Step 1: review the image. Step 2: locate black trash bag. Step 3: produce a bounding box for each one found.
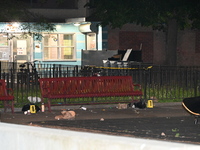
[128,99,146,109]
[134,99,146,109]
[22,103,41,112]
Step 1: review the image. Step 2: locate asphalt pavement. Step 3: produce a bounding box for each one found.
[1,102,200,145]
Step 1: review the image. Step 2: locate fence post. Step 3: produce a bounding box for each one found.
[66,67,69,77]
[74,65,79,77]
[10,68,14,89]
[194,68,198,97]
[59,65,62,77]
[53,64,55,78]
[143,69,147,100]
[0,61,1,79]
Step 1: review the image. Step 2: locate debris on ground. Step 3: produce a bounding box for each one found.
[175,133,180,137]
[80,106,87,110]
[89,110,97,113]
[172,128,179,132]
[134,110,140,114]
[100,118,104,121]
[55,110,76,120]
[161,132,166,136]
[28,122,41,127]
[117,103,128,109]
[22,104,41,114]
[150,96,159,103]
[28,96,41,103]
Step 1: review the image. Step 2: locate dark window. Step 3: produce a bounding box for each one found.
[195,31,200,53]
[18,0,78,9]
[119,31,153,63]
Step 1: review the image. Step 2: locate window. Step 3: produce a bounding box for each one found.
[0,34,9,60]
[43,34,75,60]
[87,33,96,50]
[0,34,8,46]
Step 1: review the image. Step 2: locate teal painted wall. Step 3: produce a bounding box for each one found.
[0,22,108,66]
[33,23,85,66]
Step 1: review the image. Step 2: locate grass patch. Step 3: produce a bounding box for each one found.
[145,85,199,102]
[9,84,199,107]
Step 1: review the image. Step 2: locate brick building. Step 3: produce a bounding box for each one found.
[108,24,200,66]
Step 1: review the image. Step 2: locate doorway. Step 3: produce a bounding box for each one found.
[12,35,32,63]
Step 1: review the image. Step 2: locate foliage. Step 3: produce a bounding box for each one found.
[85,0,200,65]
[85,0,200,31]
[0,0,56,39]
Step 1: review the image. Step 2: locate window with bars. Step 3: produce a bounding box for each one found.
[43,34,75,60]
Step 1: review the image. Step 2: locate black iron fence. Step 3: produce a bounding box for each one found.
[1,61,200,107]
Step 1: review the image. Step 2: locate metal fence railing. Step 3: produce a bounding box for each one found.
[1,61,200,107]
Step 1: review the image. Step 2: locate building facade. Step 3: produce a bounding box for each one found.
[0,0,108,66]
[0,22,106,66]
[108,24,200,66]
[1,0,199,66]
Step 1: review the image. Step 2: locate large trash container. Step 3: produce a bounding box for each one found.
[102,60,110,67]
